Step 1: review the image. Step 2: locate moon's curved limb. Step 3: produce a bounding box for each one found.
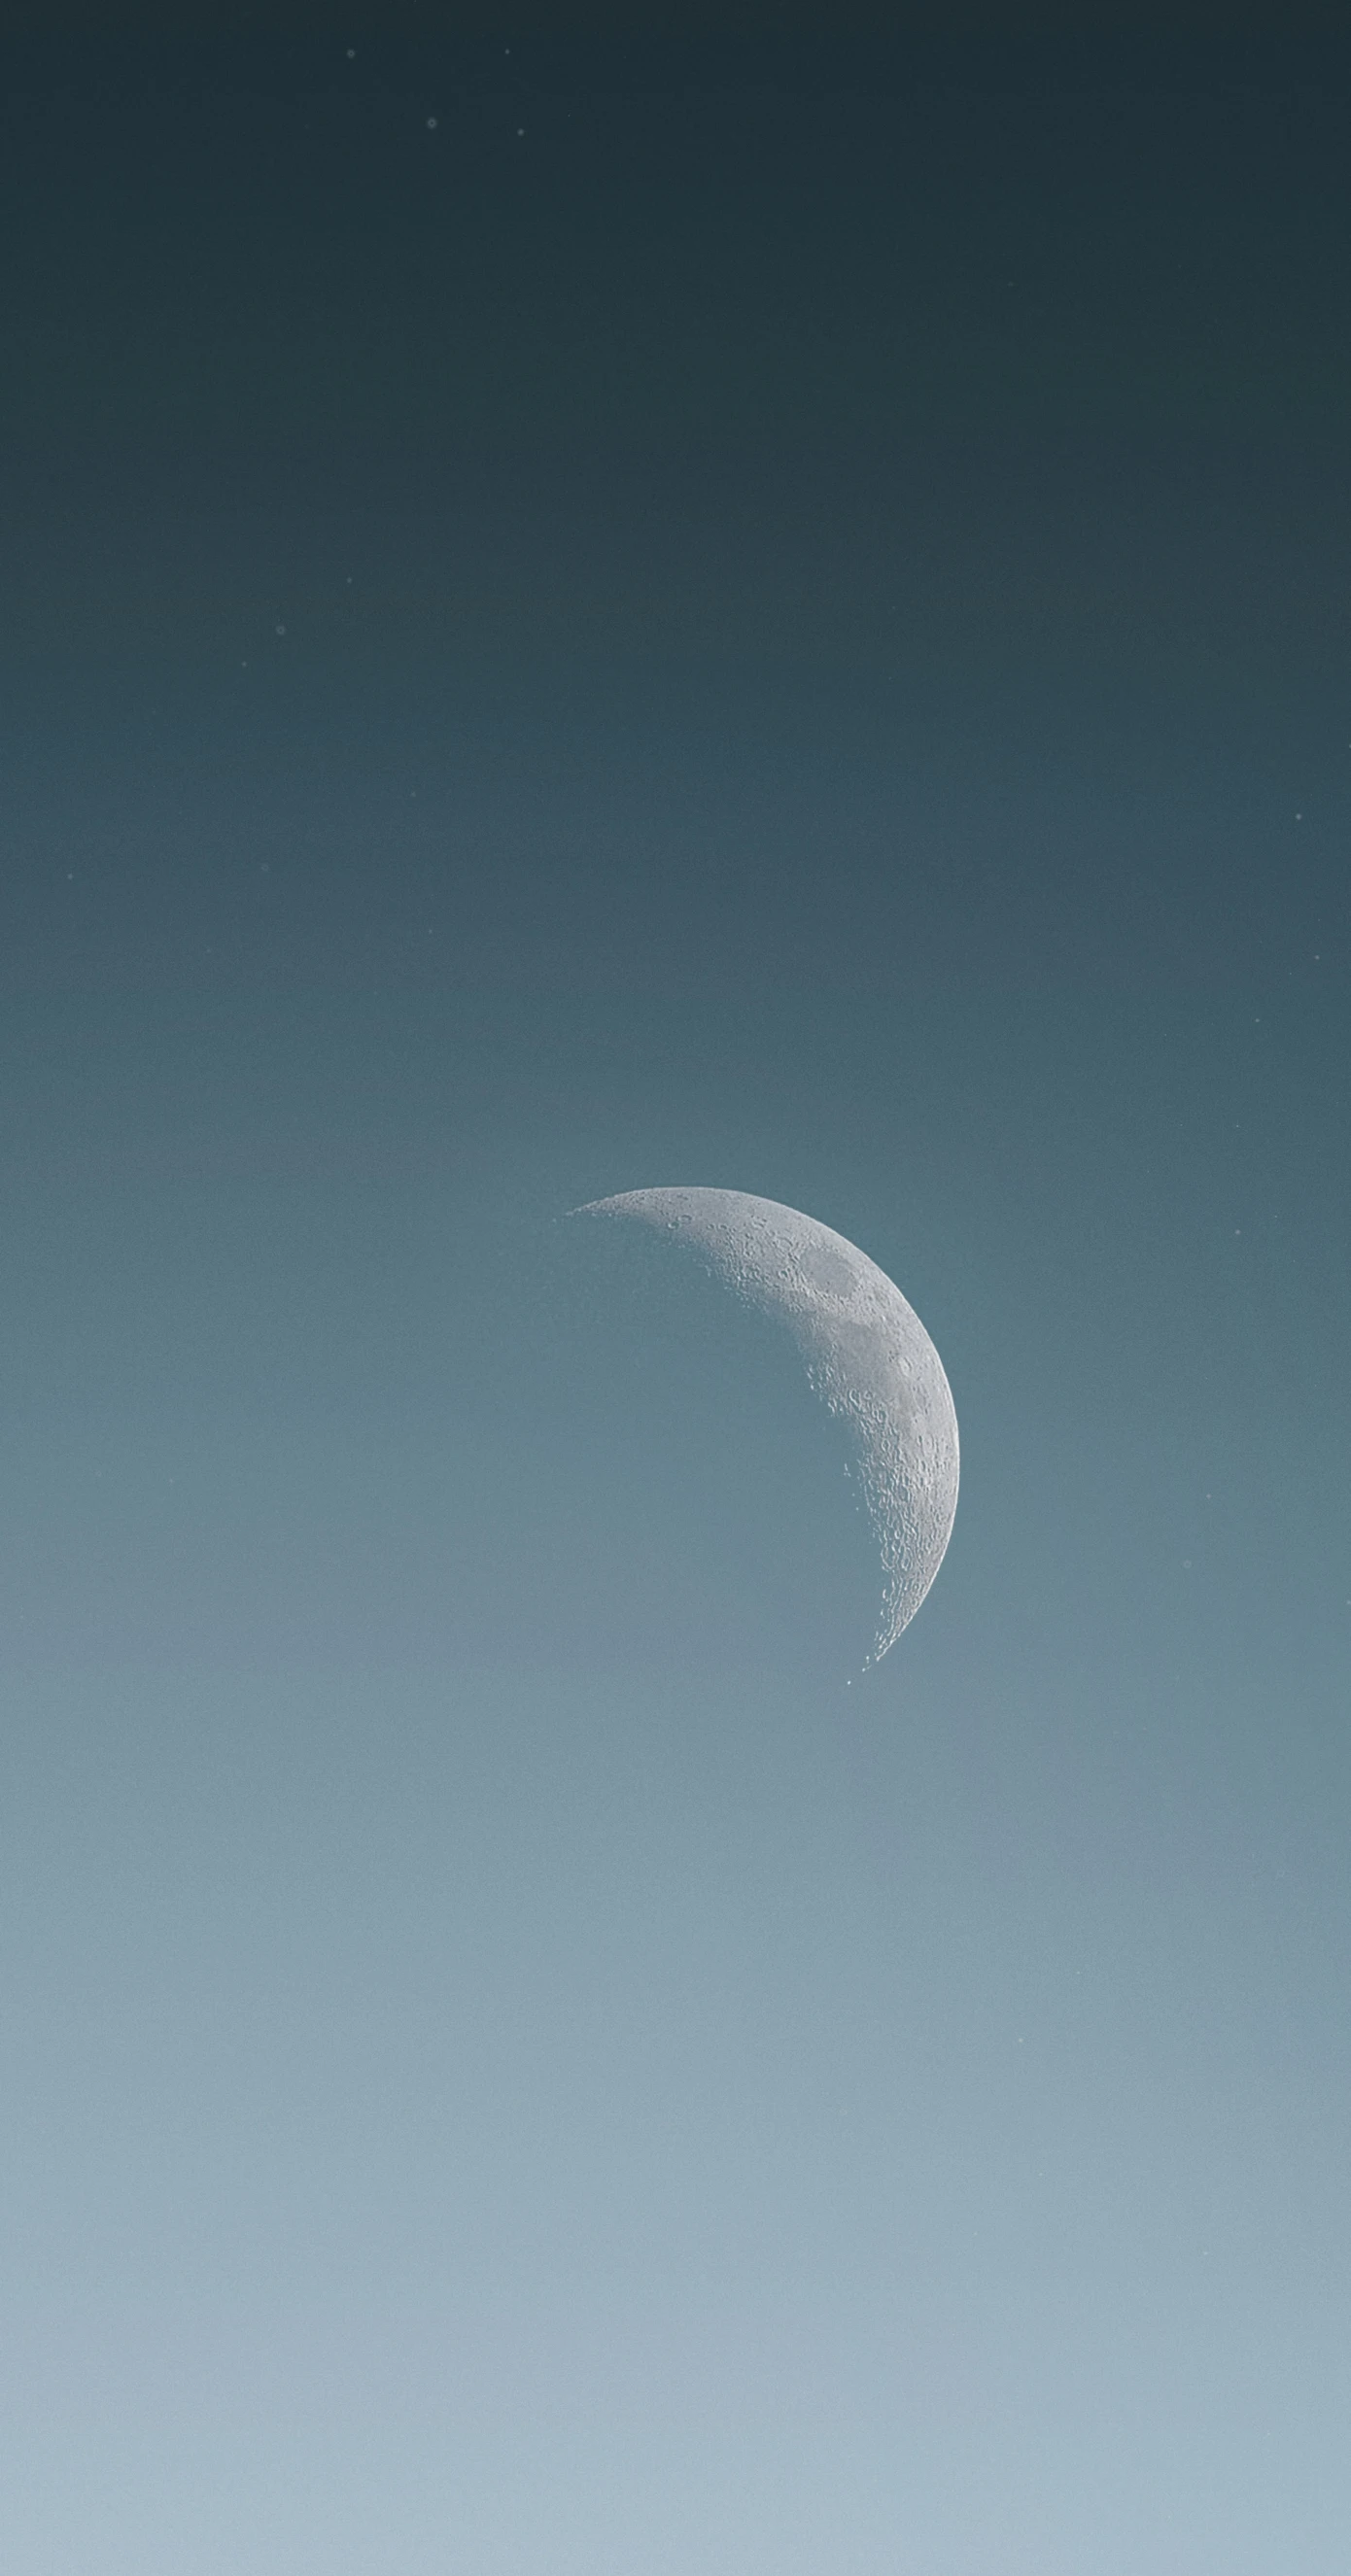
[572,1187,958,1665]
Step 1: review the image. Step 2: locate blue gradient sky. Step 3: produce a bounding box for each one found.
[2,22,1349,2571]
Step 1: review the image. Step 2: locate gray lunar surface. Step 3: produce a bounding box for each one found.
[574,1186,959,1664]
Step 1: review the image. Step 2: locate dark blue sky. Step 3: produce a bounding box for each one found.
[2,23,1349,2572]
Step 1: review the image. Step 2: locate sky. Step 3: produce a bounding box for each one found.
[2,20,1350,2572]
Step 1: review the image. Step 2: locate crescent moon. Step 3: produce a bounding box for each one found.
[572,1186,958,1666]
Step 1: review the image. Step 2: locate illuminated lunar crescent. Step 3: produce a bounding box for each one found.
[572,1187,958,1665]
